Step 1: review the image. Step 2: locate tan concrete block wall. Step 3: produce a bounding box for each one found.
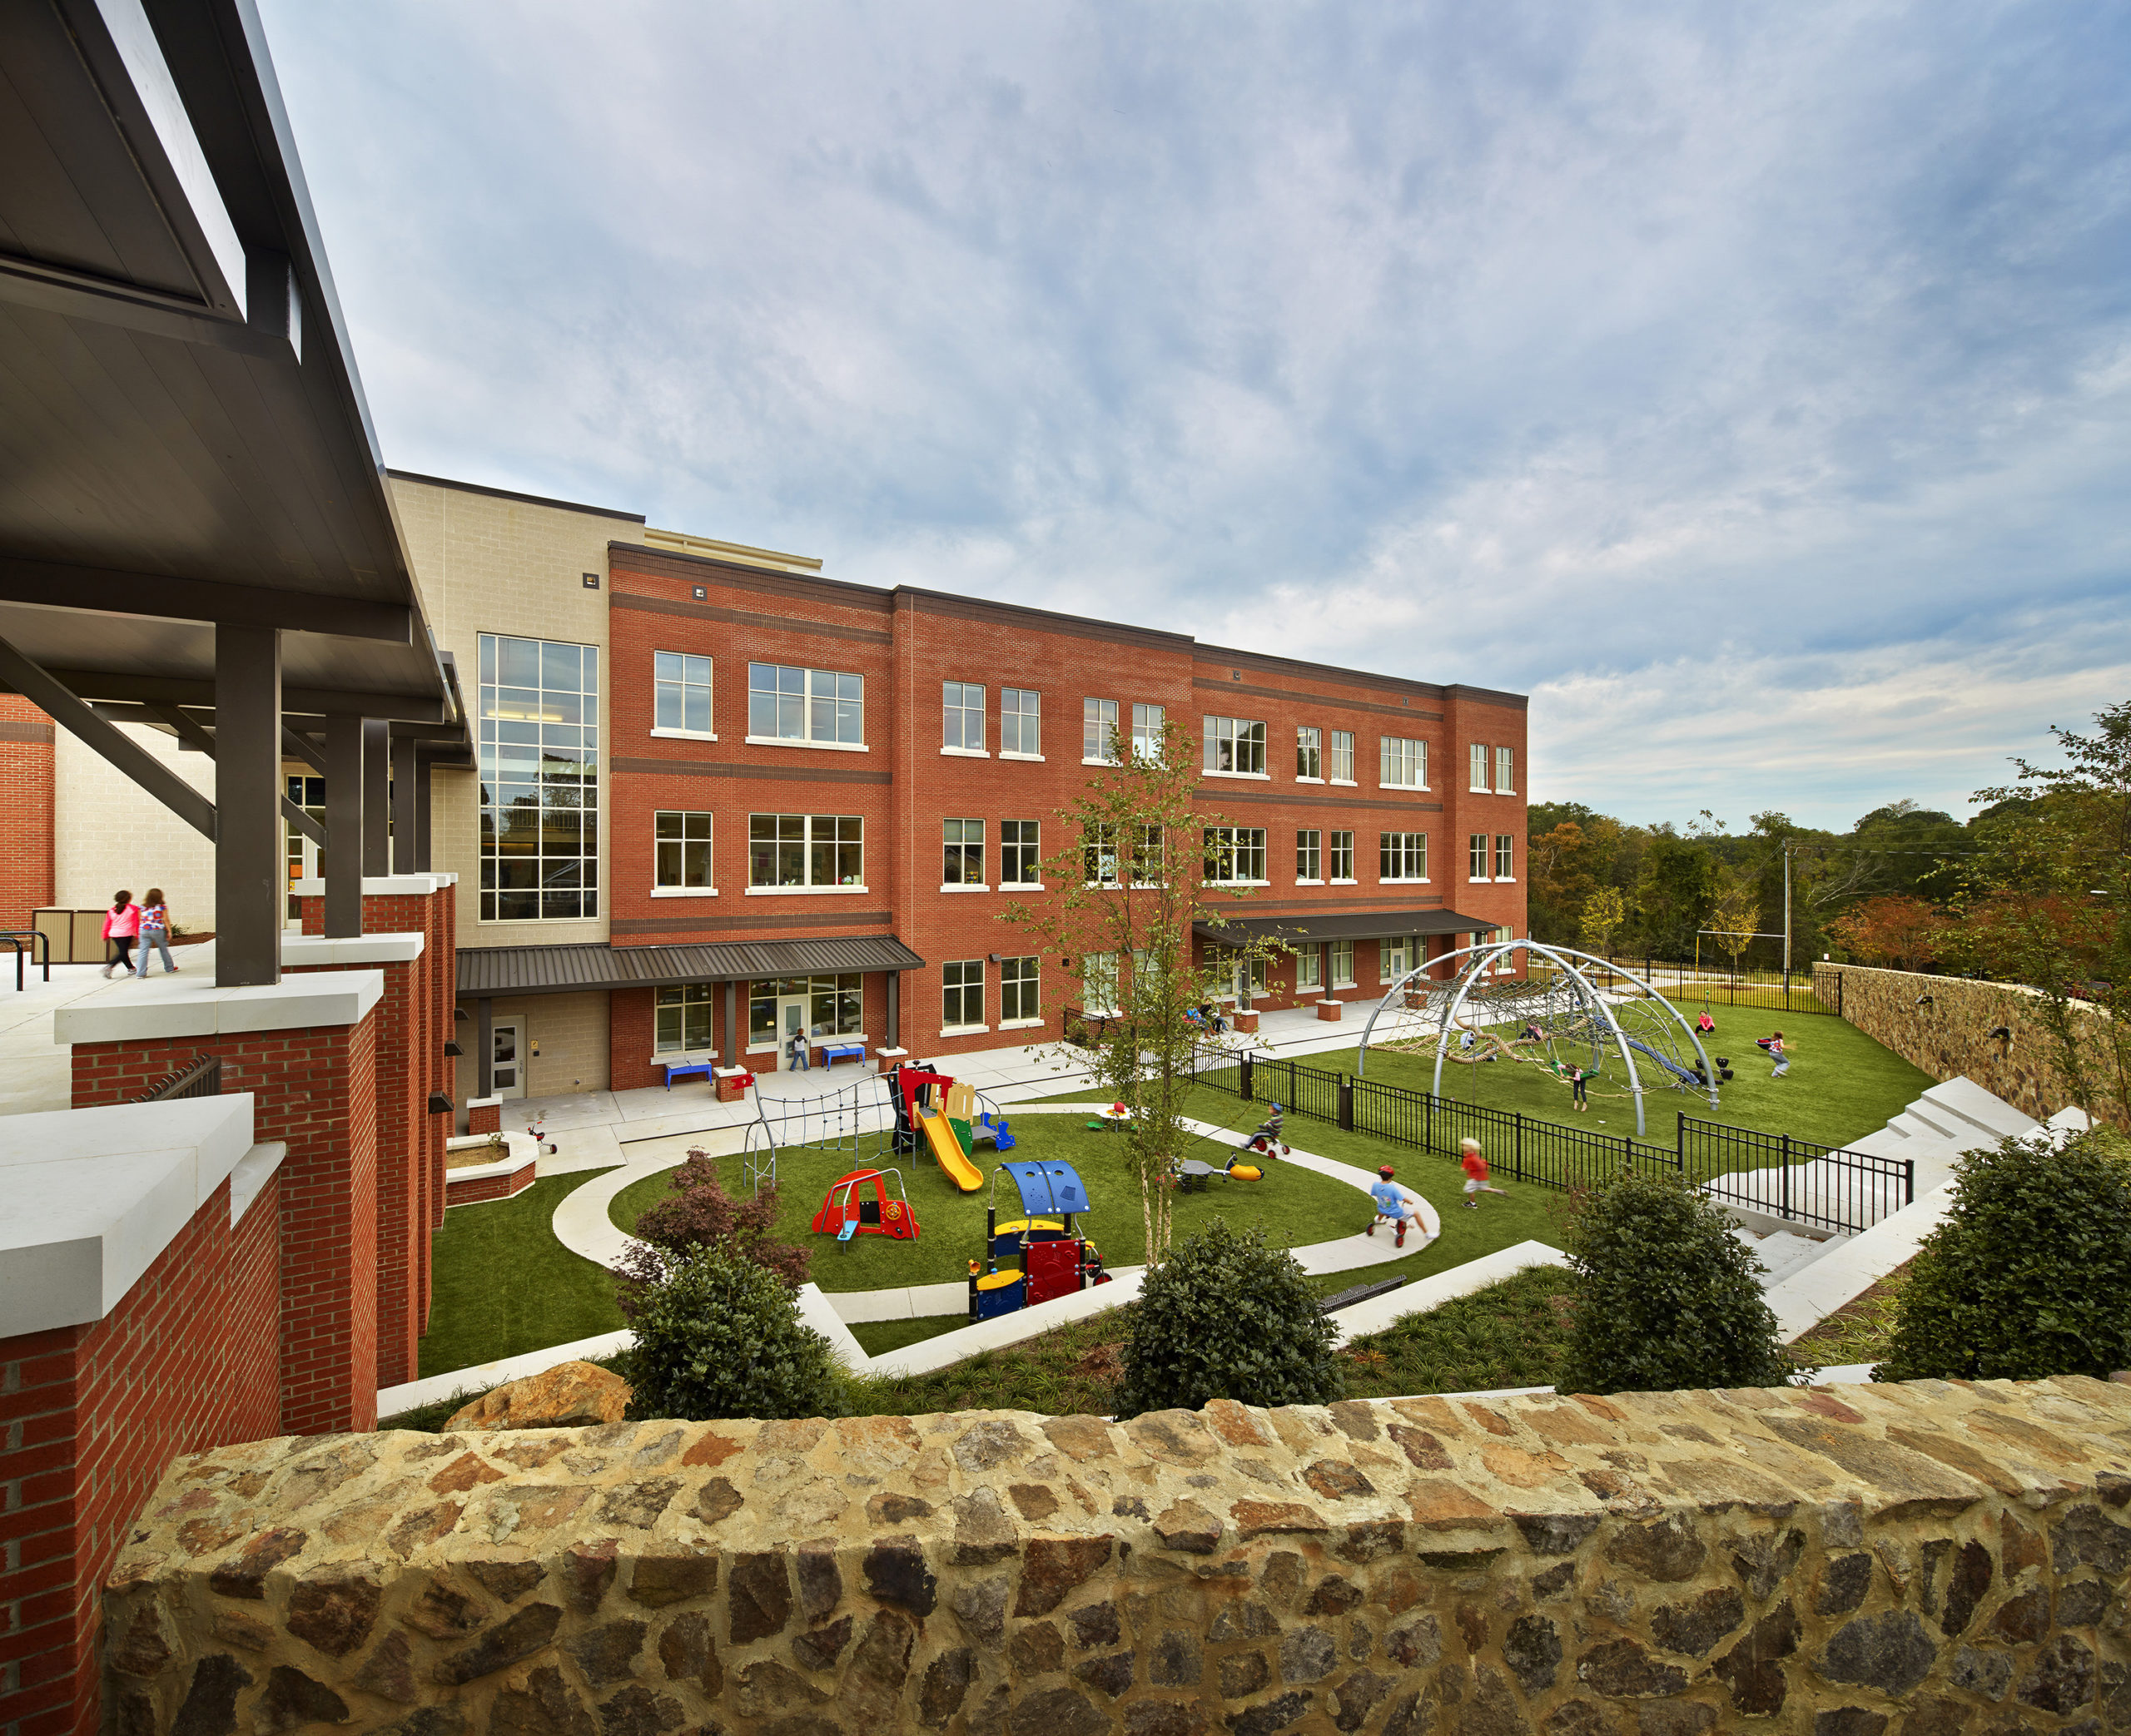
[451,991,612,1103]
[54,725,220,933]
[390,476,648,954]
[1816,961,2126,1132]
[106,1376,2131,1734]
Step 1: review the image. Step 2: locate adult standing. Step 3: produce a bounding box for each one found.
[132,889,179,977]
[100,890,140,979]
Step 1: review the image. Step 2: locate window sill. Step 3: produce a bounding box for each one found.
[1378,783,1429,793]
[1080,756,1118,767]
[939,883,992,893]
[1468,786,1491,795]
[745,735,869,752]
[745,884,872,895]
[999,1016,1045,1031]
[940,1024,990,1038]
[1294,878,1324,887]
[649,886,719,898]
[1468,876,1493,885]
[999,751,1046,762]
[1295,775,1324,785]
[998,881,1046,893]
[1209,880,1273,890]
[1329,877,1358,886]
[649,727,718,742]
[1201,769,1270,781]
[1495,876,1518,884]
[1333,981,1357,991]
[1379,877,1432,885]
[1329,778,1358,787]
[941,746,991,759]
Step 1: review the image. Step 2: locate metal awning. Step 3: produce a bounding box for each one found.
[1194,908,1493,947]
[457,937,928,999]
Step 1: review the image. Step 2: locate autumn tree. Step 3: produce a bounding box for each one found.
[1826,895,1942,974]
[1579,885,1627,957]
[1000,719,1282,1264]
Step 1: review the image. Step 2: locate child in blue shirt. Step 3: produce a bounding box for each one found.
[1368,1165,1418,1248]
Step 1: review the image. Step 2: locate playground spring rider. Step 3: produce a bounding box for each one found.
[808,1167,921,1249]
[967,1159,1110,1322]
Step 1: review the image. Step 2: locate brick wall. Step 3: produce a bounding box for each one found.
[0,1173,281,1736]
[0,696,54,932]
[443,1161,537,1207]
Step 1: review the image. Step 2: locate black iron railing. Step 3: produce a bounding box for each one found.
[1192,1049,1914,1234]
[133,1055,222,1103]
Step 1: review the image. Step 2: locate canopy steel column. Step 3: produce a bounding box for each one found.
[723,982,738,1068]
[413,748,434,870]
[361,719,390,874]
[214,625,282,986]
[477,997,494,1099]
[390,732,418,873]
[887,971,901,1051]
[323,714,365,938]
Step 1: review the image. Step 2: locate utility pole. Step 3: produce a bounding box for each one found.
[1783,842,1792,977]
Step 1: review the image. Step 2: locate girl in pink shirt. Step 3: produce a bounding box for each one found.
[101,890,141,978]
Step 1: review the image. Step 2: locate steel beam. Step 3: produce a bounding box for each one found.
[0,636,216,839]
[0,260,297,361]
[390,732,419,874]
[282,726,325,775]
[0,558,414,644]
[362,720,390,875]
[214,626,282,986]
[323,714,365,939]
[29,669,449,722]
[145,704,325,848]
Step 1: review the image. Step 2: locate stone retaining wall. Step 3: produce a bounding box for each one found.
[1815,962,2124,1131]
[105,1378,2131,1734]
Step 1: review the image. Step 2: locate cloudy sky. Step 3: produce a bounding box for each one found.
[257,2,2131,831]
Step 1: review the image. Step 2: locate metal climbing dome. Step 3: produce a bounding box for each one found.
[1357,939,1721,1138]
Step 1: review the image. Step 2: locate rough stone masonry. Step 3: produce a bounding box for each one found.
[104,1378,2131,1734]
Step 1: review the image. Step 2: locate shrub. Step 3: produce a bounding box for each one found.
[1876,1129,2131,1382]
[621,1245,847,1422]
[1555,1169,1800,1396]
[1117,1218,1342,1416]
[615,1154,807,1324]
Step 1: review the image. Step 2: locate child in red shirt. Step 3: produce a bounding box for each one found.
[1460,1138,1508,1209]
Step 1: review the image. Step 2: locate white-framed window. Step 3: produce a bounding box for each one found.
[653,652,713,735]
[1130,702,1165,761]
[1002,687,1041,756]
[1296,829,1322,881]
[1083,697,1119,762]
[1001,820,1041,885]
[943,682,985,752]
[1330,938,1355,988]
[1468,833,1491,880]
[943,960,985,1029]
[1001,955,1041,1024]
[1329,830,1355,881]
[1083,822,1118,885]
[1495,834,1515,880]
[1383,935,1421,980]
[1469,742,1490,791]
[478,633,599,923]
[1203,715,1268,775]
[748,663,863,746]
[748,814,864,888]
[1495,746,1515,794]
[654,811,713,889]
[654,983,714,1053]
[1297,727,1321,780]
[1082,951,1120,1015]
[1205,826,1268,885]
[1297,947,1321,990]
[1380,736,1427,788]
[1130,823,1165,885]
[943,818,985,885]
[1379,831,1428,880]
[1329,730,1355,783]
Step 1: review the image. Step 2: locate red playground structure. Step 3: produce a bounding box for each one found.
[809,1168,921,1247]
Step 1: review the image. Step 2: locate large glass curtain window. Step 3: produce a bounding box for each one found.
[747,975,863,1046]
[479,634,599,921]
[654,984,715,1053]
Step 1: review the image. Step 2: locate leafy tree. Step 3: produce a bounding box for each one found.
[621,1245,847,1422]
[1825,895,1942,974]
[1528,820,1597,945]
[1000,719,1280,1264]
[1555,1170,1801,1395]
[1630,832,1716,958]
[1579,885,1627,956]
[1117,1218,1343,1415]
[1707,865,1762,974]
[613,1154,808,1321]
[1876,1130,2131,1381]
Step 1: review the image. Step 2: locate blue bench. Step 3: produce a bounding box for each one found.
[661,1059,714,1090]
[819,1041,867,1070]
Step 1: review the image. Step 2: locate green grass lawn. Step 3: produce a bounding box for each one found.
[415,1177,626,1381]
[609,1117,1391,1293]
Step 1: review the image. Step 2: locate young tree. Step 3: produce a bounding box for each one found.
[612,1153,809,1322]
[999,719,1281,1265]
[1707,864,1761,977]
[1579,885,1627,958]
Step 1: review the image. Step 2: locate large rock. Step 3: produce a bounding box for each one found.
[445,1362,630,1431]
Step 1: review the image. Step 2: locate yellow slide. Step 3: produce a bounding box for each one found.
[919,1105,984,1193]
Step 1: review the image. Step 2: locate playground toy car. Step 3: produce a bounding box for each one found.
[967,1159,1109,1322]
[1240,1104,1290,1159]
[809,1167,921,1248]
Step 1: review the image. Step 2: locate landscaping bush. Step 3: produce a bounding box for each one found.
[614,1154,807,1325]
[620,1245,846,1422]
[1555,1169,1801,1396]
[1876,1129,2131,1383]
[1117,1218,1342,1416]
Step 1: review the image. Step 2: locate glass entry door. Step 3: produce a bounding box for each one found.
[491,1019,525,1099]
[780,997,810,1066]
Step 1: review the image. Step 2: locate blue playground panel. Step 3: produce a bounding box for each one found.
[998,1160,1089,1218]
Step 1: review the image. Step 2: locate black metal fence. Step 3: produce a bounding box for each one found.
[133,1054,221,1103]
[1545,955,1834,1016]
[1193,1047,1913,1235]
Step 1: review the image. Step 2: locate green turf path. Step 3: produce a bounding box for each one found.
[416,1176,625,1381]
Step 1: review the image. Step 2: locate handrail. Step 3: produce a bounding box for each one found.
[133,1054,221,1103]
[0,929,51,991]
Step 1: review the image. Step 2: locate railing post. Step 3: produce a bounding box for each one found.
[1903,1158,1914,1208]
[1338,1074,1354,1132]
[1514,1112,1525,1181]
[1676,1109,1684,1164]
[1239,1053,1254,1104]
[1781,1132,1792,1222]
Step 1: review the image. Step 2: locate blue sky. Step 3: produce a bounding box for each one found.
[258,1,2131,831]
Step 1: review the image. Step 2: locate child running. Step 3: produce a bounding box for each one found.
[1761,1030,1790,1079]
[1367,1165,1419,1248]
[1460,1138,1508,1208]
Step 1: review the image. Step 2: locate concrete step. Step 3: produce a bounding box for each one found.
[1918,1077,2040,1145]
[1756,1231,1832,1286]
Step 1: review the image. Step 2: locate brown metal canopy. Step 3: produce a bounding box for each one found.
[1193,908,1494,947]
[457,937,929,999]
